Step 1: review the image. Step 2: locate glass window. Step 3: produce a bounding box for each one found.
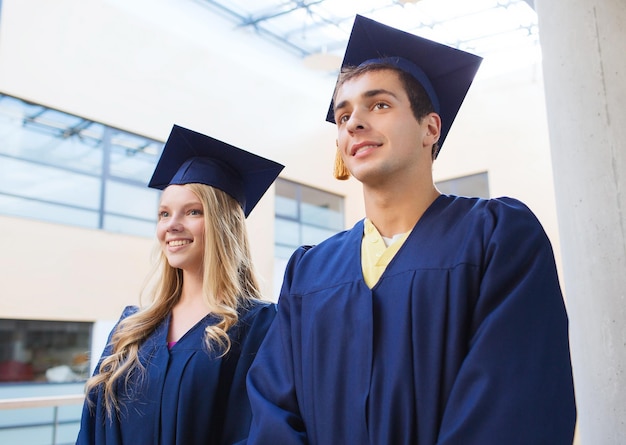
[275,180,298,219]
[0,93,163,238]
[274,179,344,259]
[0,319,92,384]
[301,223,339,246]
[436,171,490,198]
[0,100,105,175]
[301,200,343,229]
[0,195,100,229]
[104,214,157,237]
[273,179,344,298]
[300,187,343,228]
[274,218,301,249]
[0,157,101,209]
[104,180,160,220]
[108,129,163,183]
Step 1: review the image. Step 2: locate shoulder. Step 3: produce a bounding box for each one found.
[277,223,364,295]
[421,195,553,268]
[107,305,140,330]
[120,305,140,319]
[483,197,547,240]
[439,194,534,218]
[231,300,277,345]
[239,300,277,325]
[438,195,544,235]
[106,306,141,340]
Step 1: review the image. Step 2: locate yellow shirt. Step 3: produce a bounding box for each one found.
[361,218,410,288]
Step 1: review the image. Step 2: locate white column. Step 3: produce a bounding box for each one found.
[535,0,626,443]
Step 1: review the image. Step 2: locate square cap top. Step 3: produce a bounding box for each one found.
[327,15,483,155]
[148,125,284,217]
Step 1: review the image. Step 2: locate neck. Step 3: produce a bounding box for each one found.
[178,269,204,304]
[363,185,440,238]
[169,272,213,343]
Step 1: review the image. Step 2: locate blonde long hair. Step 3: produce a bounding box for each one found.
[85,183,263,417]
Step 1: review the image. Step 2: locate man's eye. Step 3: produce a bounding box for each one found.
[338,114,350,124]
[374,102,389,110]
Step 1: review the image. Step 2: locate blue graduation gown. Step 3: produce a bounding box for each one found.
[247,195,576,444]
[77,300,276,445]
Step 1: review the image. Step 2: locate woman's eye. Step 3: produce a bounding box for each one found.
[158,211,169,219]
[189,209,203,216]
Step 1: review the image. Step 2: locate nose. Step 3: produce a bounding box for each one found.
[346,110,367,133]
[165,214,183,232]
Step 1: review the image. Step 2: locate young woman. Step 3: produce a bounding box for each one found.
[77,124,284,445]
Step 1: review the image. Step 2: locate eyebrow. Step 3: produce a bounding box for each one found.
[334,88,399,113]
[158,200,202,209]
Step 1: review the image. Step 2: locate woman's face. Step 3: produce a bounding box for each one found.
[156,185,205,273]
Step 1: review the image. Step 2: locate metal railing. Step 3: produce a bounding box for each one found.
[0,394,84,445]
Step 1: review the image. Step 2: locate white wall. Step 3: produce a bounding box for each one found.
[0,215,154,321]
[0,0,562,320]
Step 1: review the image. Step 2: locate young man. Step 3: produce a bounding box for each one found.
[247,15,576,444]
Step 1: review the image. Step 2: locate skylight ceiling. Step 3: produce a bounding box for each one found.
[196,0,540,79]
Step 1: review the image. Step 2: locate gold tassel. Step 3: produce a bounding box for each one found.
[333,150,350,180]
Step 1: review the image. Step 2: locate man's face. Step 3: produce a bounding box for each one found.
[333,69,436,186]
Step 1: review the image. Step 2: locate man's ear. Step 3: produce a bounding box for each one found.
[424,113,441,147]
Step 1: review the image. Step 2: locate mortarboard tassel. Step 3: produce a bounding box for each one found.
[333,150,350,180]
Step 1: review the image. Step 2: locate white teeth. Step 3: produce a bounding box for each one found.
[355,145,377,155]
[169,240,191,247]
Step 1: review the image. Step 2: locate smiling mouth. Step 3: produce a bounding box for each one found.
[352,143,381,156]
[168,240,192,247]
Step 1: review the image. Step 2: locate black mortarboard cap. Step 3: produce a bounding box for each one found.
[326,15,483,155]
[148,125,284,217]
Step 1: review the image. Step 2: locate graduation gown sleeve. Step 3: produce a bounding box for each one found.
[247,247,311,444]
[433,197,576,443]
